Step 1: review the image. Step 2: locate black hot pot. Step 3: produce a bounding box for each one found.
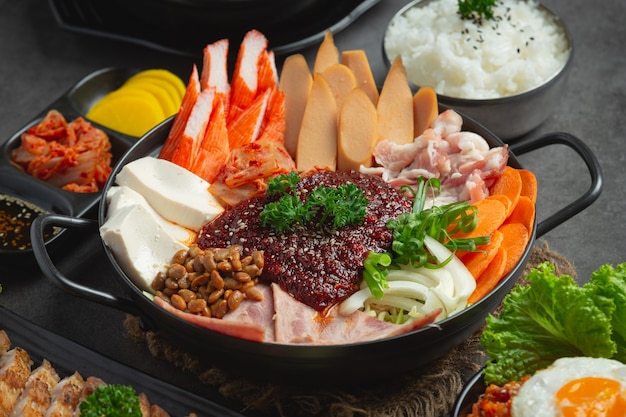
[31,112,602,385]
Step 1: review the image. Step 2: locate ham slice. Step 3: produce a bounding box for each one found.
[272,284,440,345]
[154,296,266,342]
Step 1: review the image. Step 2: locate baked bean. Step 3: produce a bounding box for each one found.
[151,243,265,319]
[228,290,244,310]
[245,286,264,301]
[165,277,179,290]
[170,294,186,311]
[210,270,224,290]
[234,271,251,282]
[253,250,264,269]
[152,272,166,291]
[177,289,196,303]
[211,299,228,318]
[167,264,187,280]
[214,247,230,262]
[240,255,253,268]
[188,298,207,314]
[207,288,224,304]
[191,273,209,288]
[203,253,217,272]
[171,249,188,266]
[188,244,201,258]
[243,264,261,277]
[192,256,205,273]
[217,260,233,272]
[240,280,255,293]
[223,277,242,290]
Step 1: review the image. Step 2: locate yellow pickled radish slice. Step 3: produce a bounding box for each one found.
[126,69,186,99]
[122,80,178,117]
[87,91,165,137]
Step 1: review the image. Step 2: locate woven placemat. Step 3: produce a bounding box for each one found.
[124,240,576,417]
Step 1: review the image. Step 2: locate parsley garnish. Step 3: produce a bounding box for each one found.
[260,172,368,232]
[458,0,497,21]
[79,385,142,417]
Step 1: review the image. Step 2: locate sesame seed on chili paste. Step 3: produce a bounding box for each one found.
[197,170,411,311]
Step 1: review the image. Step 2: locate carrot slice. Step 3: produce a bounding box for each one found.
[313,30,339,75]
[461,229,504,279]
[159,64,201,161]
[487,194,512,220]
[505,195,535,234]
[227,88,270,149]
[200,39,231,115]
[190,99,229,184]
[468,246,508,304]
[453,195,507,239]
[229,30,268,123]
[499,222,530,277]
[488,166,522,217]
[413,86,438,137]
[518,169,538,204]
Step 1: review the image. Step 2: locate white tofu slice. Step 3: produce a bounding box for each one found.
[114,156,224,230]
[106,185,196,246]
[99,204,188,292]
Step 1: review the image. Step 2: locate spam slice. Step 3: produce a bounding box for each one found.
[114,156,223,230]
[100,204,188,292]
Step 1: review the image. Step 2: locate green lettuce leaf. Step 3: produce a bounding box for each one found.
[481,262,616,386]
[585,263,626,362]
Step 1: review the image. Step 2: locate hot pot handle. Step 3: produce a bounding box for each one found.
[508,131,603,238]
[31,214,141,316]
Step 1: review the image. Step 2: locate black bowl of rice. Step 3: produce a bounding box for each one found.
[383,0,572,140]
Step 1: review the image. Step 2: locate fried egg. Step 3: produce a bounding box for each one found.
[512,357,626,417]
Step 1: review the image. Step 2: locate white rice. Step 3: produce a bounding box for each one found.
[384,0,570,99]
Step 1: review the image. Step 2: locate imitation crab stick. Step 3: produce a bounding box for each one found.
[257,87,285,143]
[169,87,215,170]
[190,99,229,184]
[200,39,231,116]
[278,54,312,158]
[376,56,414,145]
[257,49,279,93]
[159,65,201,162]
[229,29,268,123]
[227,88,270,149]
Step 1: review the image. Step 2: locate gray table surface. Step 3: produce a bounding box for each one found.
[0,0,624,415]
